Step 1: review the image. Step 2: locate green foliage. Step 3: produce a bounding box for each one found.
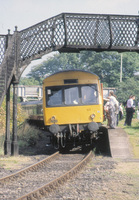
[118,119,139,158]
[26,53,84,85]
[116,77,139,103]
[80,51,121,87]
[0,99,6,133]
[21,51,139,103]
[0,135,4,155]
[0,93,28,155]
[19,77,40,86]
[18,122,41,147]
[0,93,28,135]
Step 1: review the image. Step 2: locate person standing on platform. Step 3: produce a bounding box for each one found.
[126,95,135,126]
[119,103,123,120]
[124,95,132,126]
[108,91,119,129]
[104,98,110,126]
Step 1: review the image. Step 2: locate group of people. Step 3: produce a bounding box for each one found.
[104,92,135,129]
[104,91,119,129]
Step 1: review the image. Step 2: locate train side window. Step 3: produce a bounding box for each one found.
[81,85,98,104]
[64,87,79,105]
[46,88,62,106]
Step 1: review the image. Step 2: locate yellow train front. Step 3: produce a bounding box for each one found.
[43,70,104,150]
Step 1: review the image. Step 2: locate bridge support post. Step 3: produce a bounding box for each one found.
[11,82,19,156]
[4,86,11,155]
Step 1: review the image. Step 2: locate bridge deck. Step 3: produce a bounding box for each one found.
[108,127,132,159]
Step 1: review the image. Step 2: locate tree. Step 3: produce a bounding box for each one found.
[80,51,120,87]
[19,77,40,86]
[27,53,84,85]
[116,77,139,104]
[80,51,139,87]
[22,51,139,101]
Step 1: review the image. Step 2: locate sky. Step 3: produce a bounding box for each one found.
[0,0,139,34]
[0,0,139,76]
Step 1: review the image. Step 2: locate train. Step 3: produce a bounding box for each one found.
[22,70,107,151]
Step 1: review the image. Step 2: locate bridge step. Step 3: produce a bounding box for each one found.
[108,127,132,159]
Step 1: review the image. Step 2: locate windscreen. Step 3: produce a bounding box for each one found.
[81,85,98,104]
[46,84,98,107]
[64,87,79,105]
[47,88,62,106]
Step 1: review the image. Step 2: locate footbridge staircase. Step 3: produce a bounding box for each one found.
[0,13,139,155]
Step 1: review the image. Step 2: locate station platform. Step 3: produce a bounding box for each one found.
[108,127,132,159]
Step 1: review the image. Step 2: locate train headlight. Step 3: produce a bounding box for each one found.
[50,116,57,123]
[90,114,95,120]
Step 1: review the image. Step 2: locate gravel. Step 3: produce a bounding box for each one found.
[44,156,139,200]
[0,135,139,200]
[0,153,85,200]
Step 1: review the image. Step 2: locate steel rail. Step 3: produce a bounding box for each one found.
[17,150,93,200]
[0,151,59,184]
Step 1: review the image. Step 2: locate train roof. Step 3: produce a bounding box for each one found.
[44,70,99,80]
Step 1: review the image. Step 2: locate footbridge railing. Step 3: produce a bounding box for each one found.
[19,13,139,64]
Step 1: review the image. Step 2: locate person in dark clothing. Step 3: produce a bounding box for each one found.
[126,95,135,126]
[124,95,132,126]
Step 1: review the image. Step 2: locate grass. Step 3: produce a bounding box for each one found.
[114,162,139,176]
[0,156,34,170]
[118,118,139,158]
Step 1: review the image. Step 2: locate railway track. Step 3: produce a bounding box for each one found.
[0,152,59,184]
[0,150,93,200]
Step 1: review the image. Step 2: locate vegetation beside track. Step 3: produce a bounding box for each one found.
[0,99,28,155]
[17,122,43,150]
[118,118,139,158]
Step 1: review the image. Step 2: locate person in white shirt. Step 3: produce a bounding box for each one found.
[108,91,119,129]
[119,103,123,120]
[126,95,135,126]
[104,99,110,126]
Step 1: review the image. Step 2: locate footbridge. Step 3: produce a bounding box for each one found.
[0,13,139,155]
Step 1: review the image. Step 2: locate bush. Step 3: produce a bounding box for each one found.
[116,78,139,104]
[18,122,42,147]
[0,96,28,155]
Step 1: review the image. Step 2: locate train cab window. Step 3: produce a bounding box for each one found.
[81,85,98,104]
[64,87,79,105]
[47,88,62,106]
